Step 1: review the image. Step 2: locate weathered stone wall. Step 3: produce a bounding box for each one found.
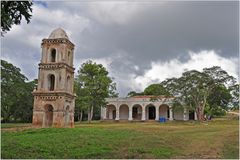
[32,28,75,128]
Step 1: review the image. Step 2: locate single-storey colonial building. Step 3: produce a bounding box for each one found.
[101,96,197,121]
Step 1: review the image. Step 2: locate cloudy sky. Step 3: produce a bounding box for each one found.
[1,1,239,96]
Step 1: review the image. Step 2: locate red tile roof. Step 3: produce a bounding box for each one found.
[132,95,174,98]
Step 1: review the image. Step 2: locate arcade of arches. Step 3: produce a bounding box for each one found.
[101,97,197,121]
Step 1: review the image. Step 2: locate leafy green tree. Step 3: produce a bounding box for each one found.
[12,80,36,122]
[207,85,231,110]
[161,66,237,121]
[127,84,169,97]
[229,84,239,110]
[75,60,118,122]
[74,80,89,122]
[144,83,170,96]
[203,66,238,112]
[162,70,212,121]
[1,1,33,35]
[1,60,35,122]
[127,91,143,97]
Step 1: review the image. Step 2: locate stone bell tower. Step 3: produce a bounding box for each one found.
[32,28,75,128]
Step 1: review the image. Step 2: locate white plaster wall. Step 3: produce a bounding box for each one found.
[173,109,184,120]
[145,107,149,120]
[119,105,129,120]
[107,106,116,119]
[185,109,189,120]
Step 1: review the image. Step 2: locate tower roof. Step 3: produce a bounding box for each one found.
[49,28,69,39]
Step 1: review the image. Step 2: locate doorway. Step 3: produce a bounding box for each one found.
[148,106,156,119]
[189,110,195,120]
[45,105,53,127]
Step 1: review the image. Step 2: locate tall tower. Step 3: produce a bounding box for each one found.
[32,28,75,128]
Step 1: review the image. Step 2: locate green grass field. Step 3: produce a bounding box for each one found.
[1,119,239,159]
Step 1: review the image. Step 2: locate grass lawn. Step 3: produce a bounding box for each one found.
[1,119,239,159]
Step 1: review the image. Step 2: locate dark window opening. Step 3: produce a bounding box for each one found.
[51,49,56,62]
[148,106,156,119]
[49,74,55,91]
[189,110,195,120]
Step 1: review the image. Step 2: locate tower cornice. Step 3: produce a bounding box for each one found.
[39,62,75,73]
[32,90,76,99]
[42,38,74,49]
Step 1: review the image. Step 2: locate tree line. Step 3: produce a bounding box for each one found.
[1,59,239,123]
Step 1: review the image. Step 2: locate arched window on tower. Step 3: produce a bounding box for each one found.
[67,76,70,92]
[48,74,55,91]
[50,49,56,62]
[68,51,70,64]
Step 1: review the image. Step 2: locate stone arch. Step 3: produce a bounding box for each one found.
[67,75,71,92]
[68,51,71,64]
[50,48,56,62]
[44,104,53,127]
[132,104,142,120]
[48,74,55,91]
[119,104,129,120]
[159,104,170,119]
[145,104,156,120]
[173,107,184,120]
[65,105,70,126]
[106,104,116,120]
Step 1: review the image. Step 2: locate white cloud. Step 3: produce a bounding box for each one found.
[132,50,238,91]
[2,4,90,79]
[9,5,90,48]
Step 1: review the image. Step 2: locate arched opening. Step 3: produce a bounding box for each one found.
[146,104,156,120]
[189,110,195,120]
[106,104,116,120]
[67,76,70,92]
[119,104,129,120]
[44,105,53,127]
[65,106,70,126]
[159,104,170,119]
[48,74,55,91]
[68,51,71,64]
[132,104,142,120]
[173,107,184,120]
[51,48,56,62]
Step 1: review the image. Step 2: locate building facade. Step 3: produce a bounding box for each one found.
[32,28,75,128]
[101,96,197,121]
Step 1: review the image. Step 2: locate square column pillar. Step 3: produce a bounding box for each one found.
[128,106,133,121]
[194,111,198,120]
[141,106,146,121]
[155,106,159,121]
[101,107,107,120]
[115,106,119,121]
[169,107,173,121]
[183,108,187,121]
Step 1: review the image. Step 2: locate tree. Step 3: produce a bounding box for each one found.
[1,1,33,35]
[127,84,170,97]
[203,66,238,112]
[229,84,239,110]
[127,91,143,97]
[144,83,170,96]
[75,60,118,122]
[1,60,35,122]
[74,79,89,122]
[161,66,237,121]
[206,85,231,116]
